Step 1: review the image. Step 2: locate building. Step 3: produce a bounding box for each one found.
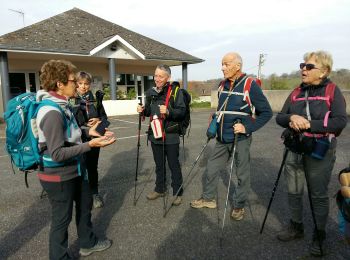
[0,8,203,116]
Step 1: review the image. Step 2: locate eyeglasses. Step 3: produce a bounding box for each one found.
[68,79,77,84]
[299,63,319,71]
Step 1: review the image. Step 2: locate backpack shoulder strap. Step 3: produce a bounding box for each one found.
[217,80,225,98]
[243,77,254,107]
[218,80,225,91]
[322,82,337,128]
[290,85,302,103]
[164,83,173,108]
[37,100,69,130]
[325,82,336,109]
[171,85,180,101]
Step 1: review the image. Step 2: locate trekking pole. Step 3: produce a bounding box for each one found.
[260,148,289,234]
[163,138,211,217]
[133,104,142,206]
[162,120,168,216]
[133,167,156,204]
[220,132,238,244]
[303,157,323,256]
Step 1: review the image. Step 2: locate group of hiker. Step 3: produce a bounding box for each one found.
[5,49,349,259]
[138,50,348,257]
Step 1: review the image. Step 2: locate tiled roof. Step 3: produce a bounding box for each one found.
[0,8,203,63]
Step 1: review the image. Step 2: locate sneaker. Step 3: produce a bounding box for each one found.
[93,194,104,208]
[79,239,112,257]
[146,191,165,200]
[190,198,217,209]
[277,220,304,242]
[231,208,245,221]
[172,196,182,206]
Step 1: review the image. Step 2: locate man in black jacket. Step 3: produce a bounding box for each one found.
[137,64,186,206]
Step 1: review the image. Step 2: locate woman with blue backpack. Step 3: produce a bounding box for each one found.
[36,60,116,259]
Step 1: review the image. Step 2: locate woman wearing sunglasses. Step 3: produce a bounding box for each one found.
[275,51,347,256]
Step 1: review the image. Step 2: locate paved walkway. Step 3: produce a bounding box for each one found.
[0,110,349,259]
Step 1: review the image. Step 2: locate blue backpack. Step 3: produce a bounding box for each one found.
[4,92,66,186]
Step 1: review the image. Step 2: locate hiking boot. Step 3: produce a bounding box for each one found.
[93,194,104,208]
[310,230,326,257]
[190,198,217,209]
[231,208,245,221]
[172,196,182,206]
[146,191,165,200]
[79,239,112,257]
[277,220,304,242]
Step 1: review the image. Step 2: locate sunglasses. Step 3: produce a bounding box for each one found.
[299,63,319,71]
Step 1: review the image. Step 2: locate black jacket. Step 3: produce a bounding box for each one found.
[276,79,347,146]
[72,90,107,127]
[72,90,108,142]
[143,83,186,144]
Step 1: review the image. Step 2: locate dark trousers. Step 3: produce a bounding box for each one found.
[151,142,183,196]
[86,147,100,194]
[41,177,97,260]
[284,149,336,230]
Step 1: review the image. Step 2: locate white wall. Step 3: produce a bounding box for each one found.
[193,96,211,103]
[102,100,139,116]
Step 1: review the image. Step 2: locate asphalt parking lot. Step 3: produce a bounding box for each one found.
[0,109,349,259]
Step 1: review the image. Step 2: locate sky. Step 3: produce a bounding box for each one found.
[0,0,349,81]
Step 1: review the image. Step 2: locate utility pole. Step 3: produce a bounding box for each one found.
[257,53,266,79]
[9,9,25,27]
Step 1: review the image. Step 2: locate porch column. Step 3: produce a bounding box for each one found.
[182,62,188,90]
[0,52,11,110]
[108,58,117,100]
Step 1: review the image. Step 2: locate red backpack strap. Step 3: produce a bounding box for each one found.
[217,80,226,99]
[290,86,302,103]
[255,78,262,87]
[243,77,254,107]
[322,82,336,128]
[325,82,336,109]
[218,80,225,91]
[164,83,173,108]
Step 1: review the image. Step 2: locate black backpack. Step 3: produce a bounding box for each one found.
[170,81,191,137]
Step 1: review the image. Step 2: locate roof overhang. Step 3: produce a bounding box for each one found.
[0,48,89,56]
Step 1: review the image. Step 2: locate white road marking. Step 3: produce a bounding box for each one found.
[117,134,147,140]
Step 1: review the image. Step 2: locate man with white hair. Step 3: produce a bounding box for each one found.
[191,52,272,221]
